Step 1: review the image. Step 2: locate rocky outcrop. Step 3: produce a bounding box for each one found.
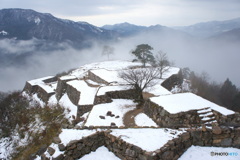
[161,70,182,91]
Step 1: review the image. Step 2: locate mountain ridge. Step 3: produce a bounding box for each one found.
[0,8,117,45]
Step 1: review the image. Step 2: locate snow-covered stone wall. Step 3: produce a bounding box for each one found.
[144,100,201,128]
[41,127,240,160]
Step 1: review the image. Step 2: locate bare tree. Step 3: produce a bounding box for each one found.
[155,50,172,79]
[119,67,160,103]
[102,45,114,60]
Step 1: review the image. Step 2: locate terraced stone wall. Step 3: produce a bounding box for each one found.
[77,105,94,117]
[64,132,105,159]
[88,70,108,84]
[36,86,55,103]
[55,77,77,101]
[94,89,138,105]
[144,100,202,128]
[213,111,240,127]
[66,83,81,106]
[23,82,54,103]
[41,127,240,160]
[23,81,38,94]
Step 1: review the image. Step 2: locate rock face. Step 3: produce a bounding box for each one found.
[161,71,182,91]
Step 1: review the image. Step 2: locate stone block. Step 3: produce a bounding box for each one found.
[53,137,61,144]
[47,147,55,156]
[58,144,65,151]
[161,150,174,160]
[220,138,232,147]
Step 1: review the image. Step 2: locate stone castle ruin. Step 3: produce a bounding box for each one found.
[22,60,240,160]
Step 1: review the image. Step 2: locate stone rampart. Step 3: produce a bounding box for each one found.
[213,111,240,127]
[66,83,81,106]
[41,127,240,160]
[88,70,108,84]
[77,105,94,117]
[94,89,138,105]
[55,77,77,101]
[144,100,201,128]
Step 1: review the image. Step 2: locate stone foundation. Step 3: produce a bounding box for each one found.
[41,127,240,160]
[55,77,77,101]
[88,70,108,84]
[23,81,38,94]
[66,83,81,106]
[94,89,138,105]
[144,100,202,128]
[213,111,240,127]
[77,105,94,117]
[37,86,55,103]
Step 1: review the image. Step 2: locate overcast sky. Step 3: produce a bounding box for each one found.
[0,0,240,26]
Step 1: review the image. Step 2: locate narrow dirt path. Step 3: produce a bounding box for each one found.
[123,108,143,127]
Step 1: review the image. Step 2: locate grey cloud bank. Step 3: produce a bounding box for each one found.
[0,0,240,26]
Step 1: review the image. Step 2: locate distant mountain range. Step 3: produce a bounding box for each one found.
[173,17,240,38]
[1,8,240,44]
[102,18,240,42]
[0,8,117,47]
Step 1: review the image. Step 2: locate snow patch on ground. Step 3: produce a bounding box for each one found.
[34,17,41,25]
[110,128,184,152]
[150,92,235,115]
[144,83,172,96]
[76,112,90,127]
[0,137,14,159]
[79,146,121,160]
[85,99,136,127]
[135,113,158,127]
[179,145,240,160]
[32,93,45,107]
[59,94,78,120]
[48,94,58,106]
[70,60,142,78]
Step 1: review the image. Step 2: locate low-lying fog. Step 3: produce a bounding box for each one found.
[0,32,239,92]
